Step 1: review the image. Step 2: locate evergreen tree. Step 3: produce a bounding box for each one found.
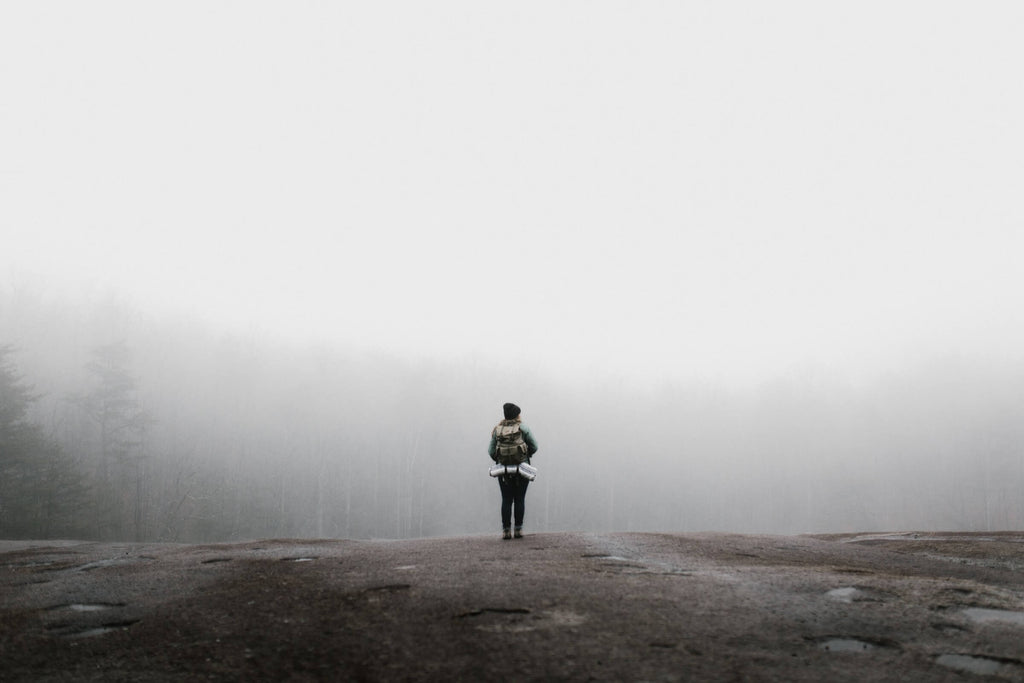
[0,345,88,538]
[74,342,154,540]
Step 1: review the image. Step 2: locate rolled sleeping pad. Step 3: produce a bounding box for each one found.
[517,462,538,481]
[489,463,537,479]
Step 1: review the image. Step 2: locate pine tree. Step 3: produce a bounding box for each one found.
[0,345,88,538]
[74,342,154,540]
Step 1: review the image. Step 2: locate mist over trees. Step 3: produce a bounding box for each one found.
[2,285,1023,542]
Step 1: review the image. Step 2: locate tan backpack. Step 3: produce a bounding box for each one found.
[494,421,529,465]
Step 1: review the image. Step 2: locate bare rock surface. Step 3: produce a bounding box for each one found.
[2,531,1024,681]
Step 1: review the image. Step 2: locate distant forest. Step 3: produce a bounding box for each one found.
[2,285,1023,542]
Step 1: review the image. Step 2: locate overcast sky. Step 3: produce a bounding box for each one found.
[3,2,1022,386]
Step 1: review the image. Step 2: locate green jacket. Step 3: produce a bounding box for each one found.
[488,419,539,463]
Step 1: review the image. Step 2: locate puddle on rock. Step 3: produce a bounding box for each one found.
[936,654,1017,676]
[48,603,124,612]
[69,603,118,612]
[67,627,117,639]
[827,587,860,602]
[963,608,1024,626]
[458,607,584,633]
[545,609,586,627]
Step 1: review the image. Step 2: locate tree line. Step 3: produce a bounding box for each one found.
[2,287,1024,542]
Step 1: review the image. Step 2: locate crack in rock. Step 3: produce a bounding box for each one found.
[456,607,531,618]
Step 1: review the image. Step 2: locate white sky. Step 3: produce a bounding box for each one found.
[3,2,1023,386]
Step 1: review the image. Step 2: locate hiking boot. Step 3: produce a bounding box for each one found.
[513,527,523,539]
[502,529,512,540]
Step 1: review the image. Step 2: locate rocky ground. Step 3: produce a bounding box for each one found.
[2,531,1023,681]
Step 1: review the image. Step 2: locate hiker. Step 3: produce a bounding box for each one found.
[488,402,539,540]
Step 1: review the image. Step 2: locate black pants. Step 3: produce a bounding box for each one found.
[498,474,529,529]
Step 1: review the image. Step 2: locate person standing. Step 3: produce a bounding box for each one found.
[488,402,539,540]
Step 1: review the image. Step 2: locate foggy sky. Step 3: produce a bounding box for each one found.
[3,2,1023,387]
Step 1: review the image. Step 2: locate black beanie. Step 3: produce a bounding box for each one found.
[503,402,521,420]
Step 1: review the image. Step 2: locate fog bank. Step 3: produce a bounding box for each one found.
[2,287,1022,542]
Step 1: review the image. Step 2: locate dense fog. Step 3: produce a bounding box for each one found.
[2,286,1022,543]
[4,4,1023,541]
